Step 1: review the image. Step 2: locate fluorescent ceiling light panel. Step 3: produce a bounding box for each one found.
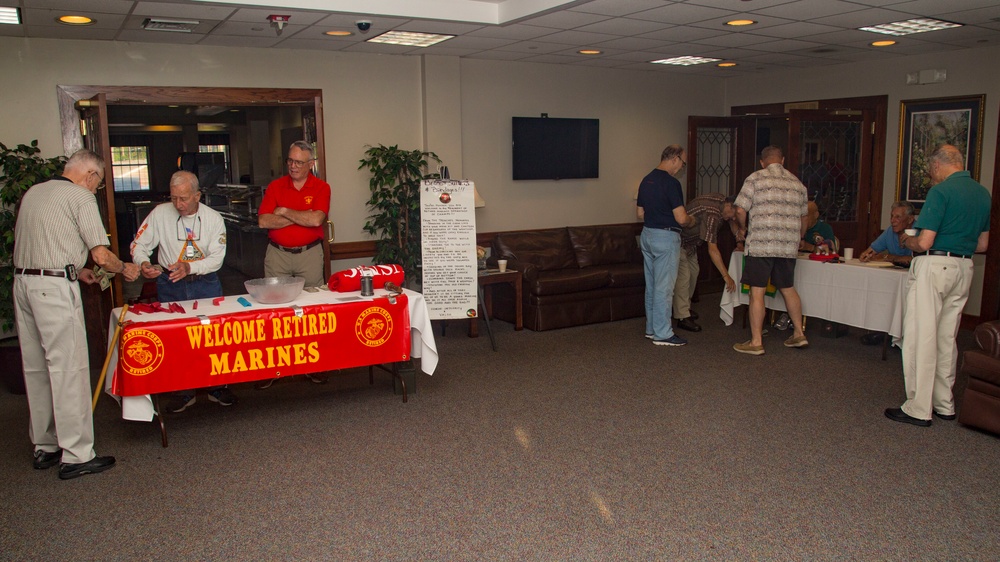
[367,31,454,47]
[142,18,200,32]
[859,18,961,36]
[0,7,20,25]
[651,56,721,66]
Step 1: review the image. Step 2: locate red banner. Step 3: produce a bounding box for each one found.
[111,294,410,396]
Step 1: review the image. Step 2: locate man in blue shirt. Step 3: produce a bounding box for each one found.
[859,201,915,265]
[885,145,990,427]
[636,145,695,347]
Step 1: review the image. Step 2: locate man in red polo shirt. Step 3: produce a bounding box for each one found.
[258,141,332,385]
[258,141,330,288]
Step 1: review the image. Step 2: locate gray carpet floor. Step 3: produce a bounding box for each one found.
[2,301,998,561]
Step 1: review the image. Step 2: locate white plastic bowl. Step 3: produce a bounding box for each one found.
[244,276,305,304]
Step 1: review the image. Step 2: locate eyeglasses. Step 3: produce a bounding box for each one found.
[287,158,314,168]
[91,170,105,189]
[679,158,687,167]
[176,215,202,241]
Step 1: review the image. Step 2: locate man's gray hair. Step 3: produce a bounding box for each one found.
[891,200,915,217]
[289,140,315,159]
[929,144,964,168]
[64,148,105,174]
[170,170,200,193]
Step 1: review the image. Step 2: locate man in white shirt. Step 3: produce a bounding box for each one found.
[131,170,236,411]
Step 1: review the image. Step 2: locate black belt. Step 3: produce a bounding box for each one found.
[914,250,973,259]
[647,226,681,233]
[269,240,321,254]
[15,268,69,279]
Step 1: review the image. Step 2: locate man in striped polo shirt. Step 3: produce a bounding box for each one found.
[13,149,140,479]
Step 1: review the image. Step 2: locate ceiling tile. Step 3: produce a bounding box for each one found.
[22,0,133,13]
[133,2,236,20]
[518,10,610,29]
[752,0,870,20]
[532,29,618,45]
[633,3,739,25]
[569,0,674,18]
[573,16,669,36]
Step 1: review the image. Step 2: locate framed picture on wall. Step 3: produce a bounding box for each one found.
[896,94,985,208]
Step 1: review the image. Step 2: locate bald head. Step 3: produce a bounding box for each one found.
[760,145,784,167]
[928,144,965,185]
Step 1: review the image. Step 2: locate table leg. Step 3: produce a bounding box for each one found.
[154,394,168,448]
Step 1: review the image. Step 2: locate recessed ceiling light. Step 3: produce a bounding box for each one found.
[58,15,95,26]
[859,18,961,36]
[367,31,454,48]
[578,49,602,55]
[718,62,737,67]
[871,40,896,47]
[651,56,722,66]
[726,19,756,26]
[0,7,20,25]
[325,30,353,37]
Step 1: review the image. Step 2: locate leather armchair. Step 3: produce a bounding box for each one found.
[959,320,1000,435]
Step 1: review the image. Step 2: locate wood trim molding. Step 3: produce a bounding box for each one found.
[331,222,645,262]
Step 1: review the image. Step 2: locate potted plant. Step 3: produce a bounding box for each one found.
[359,144,440,288]
[0,141,66,394]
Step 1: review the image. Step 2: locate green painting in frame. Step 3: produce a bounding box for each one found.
[896,94,985,208]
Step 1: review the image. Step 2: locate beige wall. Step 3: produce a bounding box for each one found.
[725,45,1000,314]
[0,36,995,309]
[0,36,723,243]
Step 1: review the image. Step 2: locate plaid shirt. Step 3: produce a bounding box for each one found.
[681,193,727,252]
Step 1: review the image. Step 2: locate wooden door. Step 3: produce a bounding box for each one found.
[787,109,876,253]
[686,116,756,285]
[76,94,118,370]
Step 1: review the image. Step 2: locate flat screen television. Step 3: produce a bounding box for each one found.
[512,117,599,180]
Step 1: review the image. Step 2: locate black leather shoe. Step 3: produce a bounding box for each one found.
[33,449,62,470]
[861,332,885,346]
[58,456,116,480]
[676,317,702,332]
[884,408,931,427]
[689,310,699,321]
[934,411,957,421]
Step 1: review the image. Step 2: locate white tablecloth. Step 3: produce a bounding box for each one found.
[719,252,908,337]
[104,288,438,421]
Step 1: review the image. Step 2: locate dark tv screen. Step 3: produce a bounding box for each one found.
[512,117,599,180]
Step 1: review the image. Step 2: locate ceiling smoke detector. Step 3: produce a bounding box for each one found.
[142,18,199,33]
[267,14,290,36]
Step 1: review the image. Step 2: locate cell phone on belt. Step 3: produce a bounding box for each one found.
[64,264,78,282]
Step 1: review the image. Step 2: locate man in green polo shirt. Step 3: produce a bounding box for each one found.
[885,144,990,427]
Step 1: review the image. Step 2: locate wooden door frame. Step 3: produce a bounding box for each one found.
[981,116,1000,322]
[732,95,888,244]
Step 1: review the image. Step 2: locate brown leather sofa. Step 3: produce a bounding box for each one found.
[958,320,1000,436]
[489,224,644,331]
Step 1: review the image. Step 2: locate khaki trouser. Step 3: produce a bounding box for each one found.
[672,248,700,320]
[14,275,96,465]
[264,242,325,288]
[900,255,974,420]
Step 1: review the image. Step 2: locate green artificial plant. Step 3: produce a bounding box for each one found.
[0,141,66,332]
[359,144,440,287]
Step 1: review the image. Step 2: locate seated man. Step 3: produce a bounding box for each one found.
[799,201,835,253]
[859,200,915,265]
[858,200,916,345]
